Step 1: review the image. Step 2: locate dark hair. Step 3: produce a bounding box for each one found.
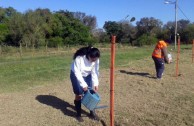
[164,39,172,44]
[73,46,100,60]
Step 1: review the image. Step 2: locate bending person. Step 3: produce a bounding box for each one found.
[70,46,100,122]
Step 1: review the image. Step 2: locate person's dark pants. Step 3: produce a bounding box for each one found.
[70,70,92,119]
[70,70,92,95]
[152,56,164,79]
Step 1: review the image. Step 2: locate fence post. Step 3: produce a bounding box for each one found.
[192,39,194,63]
[176,36,180,77]
[110,35,116,126]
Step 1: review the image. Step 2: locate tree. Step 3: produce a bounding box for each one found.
[163,21,175,41]
[7,12,25,46]
[136,17,163,46]
[177,19,190,43]
[117,20,137,45]
[22,10,46,47]
[103,21,121,36]
[92,28,109,43]
[136,34,157,46]
[164,20,191,44]
[72,12,97,31]
[136,17,163,37]
[0,7,17,23]
[54,10,93,45]
[0,23,8,45]
[177,19,190,32]
[182,24,194,44]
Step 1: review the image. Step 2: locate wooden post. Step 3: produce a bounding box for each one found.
[176,36,180,77]
[192,39,194,63]
[110,36,116,126]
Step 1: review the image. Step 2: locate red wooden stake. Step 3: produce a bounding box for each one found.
[110,36,116,126]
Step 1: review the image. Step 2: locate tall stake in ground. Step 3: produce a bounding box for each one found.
[176,36,180,77]
[110,36,116,126]
[192,39,194,63]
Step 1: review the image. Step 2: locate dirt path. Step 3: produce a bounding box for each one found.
[1,49,194,126]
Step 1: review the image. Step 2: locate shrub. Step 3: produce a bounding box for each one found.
[136,34,157,46]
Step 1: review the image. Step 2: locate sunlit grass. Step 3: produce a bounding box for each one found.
[0,46,164,93]
[0,55,72,92]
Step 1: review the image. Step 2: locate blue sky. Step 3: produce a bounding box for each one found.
[0,0,193,28]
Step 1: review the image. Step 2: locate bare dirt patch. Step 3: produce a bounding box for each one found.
[0,49,194,126]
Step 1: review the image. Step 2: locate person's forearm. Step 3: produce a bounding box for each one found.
[162,47,169,62]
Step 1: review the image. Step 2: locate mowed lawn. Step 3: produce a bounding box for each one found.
[0,46,152,93]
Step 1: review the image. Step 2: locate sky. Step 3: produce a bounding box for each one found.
[0,0,193,28]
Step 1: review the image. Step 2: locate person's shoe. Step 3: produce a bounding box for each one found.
[76,116,84,122]
[89,111,100,121]
[74,100,83,122]
[156,77,162,80]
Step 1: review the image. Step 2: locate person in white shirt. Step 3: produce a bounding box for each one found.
[70,46,100,122]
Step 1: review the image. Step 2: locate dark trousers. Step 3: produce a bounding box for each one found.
[152,56,164,79]
[70,70,92,95]
[70,71,92,118]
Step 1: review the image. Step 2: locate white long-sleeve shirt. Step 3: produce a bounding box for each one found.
[71,55,99,88]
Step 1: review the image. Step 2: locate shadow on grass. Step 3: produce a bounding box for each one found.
[100,120,107,126]
[120,70,155,78]
[36,95,108,125]
[36,95,88,117]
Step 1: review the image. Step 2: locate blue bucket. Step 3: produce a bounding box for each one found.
[81,89,100,111]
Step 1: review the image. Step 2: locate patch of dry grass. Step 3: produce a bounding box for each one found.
[0,48,194,126]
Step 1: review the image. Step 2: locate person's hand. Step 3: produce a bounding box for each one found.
[166,60,170,64]
[94,86,98,92]
[167,59,172,64]
[83,87,88,91]
[165,58,170,64]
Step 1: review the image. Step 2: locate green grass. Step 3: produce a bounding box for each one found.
[0,46,153,93]
[100,47,153,68]
[0,55,72,92]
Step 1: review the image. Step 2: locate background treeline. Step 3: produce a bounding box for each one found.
[0,7,194,49]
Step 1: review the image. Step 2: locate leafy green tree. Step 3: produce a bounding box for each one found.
[163,21,176,42]
[48,36,63,47]
[136,34,157,46]
[182,24,194,44]
[0,23,9,45]
[22,9,47,47]
[177,19,190,44]
[72,12,97,31]
[35,8,53,39]
[177,19,190,32]
[0,7,19,46]
[117,21,137,45]
[92,28,109,43]
[0,7,17,23]
[135,17,163,46]
[7,12,25,46]
[54,10,93,46]
[103,21,121,36]
[164,20,191,44]
[136,17,163,37]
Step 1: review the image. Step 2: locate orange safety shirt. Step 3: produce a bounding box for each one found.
[152,40,167,58]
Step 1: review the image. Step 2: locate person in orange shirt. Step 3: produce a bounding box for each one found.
[152,39,170,79]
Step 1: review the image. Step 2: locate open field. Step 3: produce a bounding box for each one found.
[0,46,194,126]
